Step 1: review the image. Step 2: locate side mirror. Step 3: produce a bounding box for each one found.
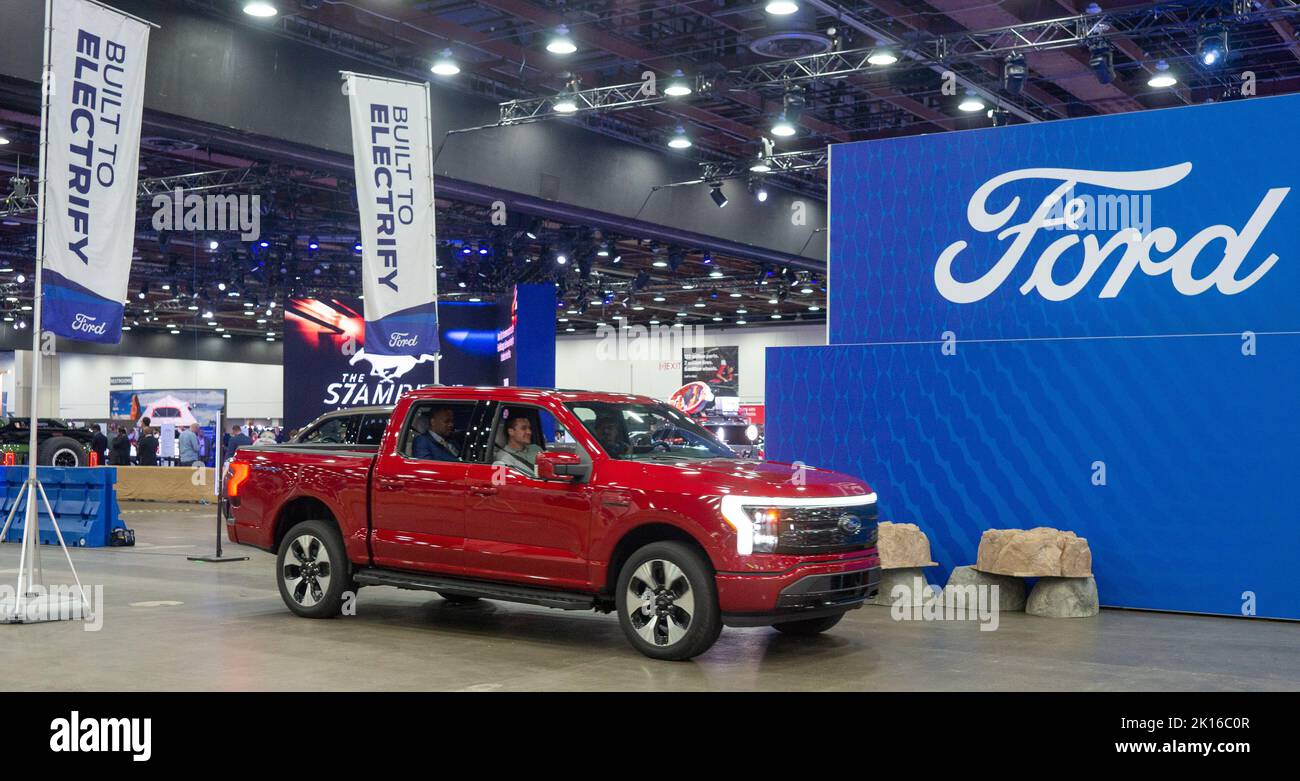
[536,450,584,482]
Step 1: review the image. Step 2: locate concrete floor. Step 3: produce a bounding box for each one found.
[0,502,1296,692]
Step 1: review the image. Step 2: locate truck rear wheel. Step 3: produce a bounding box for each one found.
[772,612,845,636]
[615,541,722,661]
[277,520,349,619]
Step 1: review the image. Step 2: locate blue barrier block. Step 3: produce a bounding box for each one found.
[0,466,123,548]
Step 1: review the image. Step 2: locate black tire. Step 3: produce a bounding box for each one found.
[37,436,86,467]
[438,592,481,605]
[772,612,845,636]
[276,519,350,618]
[615,541,722,661]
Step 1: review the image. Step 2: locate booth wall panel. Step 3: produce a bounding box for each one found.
[766,337,1300,619]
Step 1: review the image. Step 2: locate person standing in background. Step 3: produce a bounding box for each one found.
[109,426,132,466]
[226,425,253,462]
[178,422,202,467]
[90,424,108,466]
[137,427,159,466]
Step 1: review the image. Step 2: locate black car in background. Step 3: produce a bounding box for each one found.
[291,406,394,447]
[0,417,96,466]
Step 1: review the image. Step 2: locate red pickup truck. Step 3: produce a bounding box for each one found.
[222,387,881,660]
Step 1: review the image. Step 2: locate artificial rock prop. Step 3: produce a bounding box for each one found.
[945,565,1026,612]
[975,527,1092,578]
[874,569,932,607]
[1026,576,1100,618]
[877,521,938,569]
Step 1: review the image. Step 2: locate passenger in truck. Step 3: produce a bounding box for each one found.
[493,414,543,476]
[410,410,458,461]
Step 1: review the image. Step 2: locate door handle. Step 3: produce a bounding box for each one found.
[470,486,498,496]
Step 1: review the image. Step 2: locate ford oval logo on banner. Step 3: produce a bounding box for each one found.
[769,93,1300,620]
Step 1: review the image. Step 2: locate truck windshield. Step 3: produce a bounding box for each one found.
[566,401,737,461]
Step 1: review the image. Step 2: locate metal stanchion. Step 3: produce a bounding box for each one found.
[188,414,246,564]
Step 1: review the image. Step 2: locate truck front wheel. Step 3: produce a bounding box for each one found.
[277,520,349,618]
[615,541,722,661]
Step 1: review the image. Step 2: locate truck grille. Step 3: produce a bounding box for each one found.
[775,503,878,555]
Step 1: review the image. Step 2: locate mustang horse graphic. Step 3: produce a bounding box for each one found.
[348,348,436,381]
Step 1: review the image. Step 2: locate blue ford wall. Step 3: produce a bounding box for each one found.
[768,93,1300,619]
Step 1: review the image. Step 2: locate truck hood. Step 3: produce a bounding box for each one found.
[636,457,875,500]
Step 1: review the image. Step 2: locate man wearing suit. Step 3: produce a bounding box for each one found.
[411,408,459,461]
[90,424,108,466]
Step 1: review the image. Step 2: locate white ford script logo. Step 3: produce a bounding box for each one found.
[934,164,1289,303]
[387,332,419,348]
[71,313,109,335]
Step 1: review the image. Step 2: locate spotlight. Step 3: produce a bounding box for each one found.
[242,1,277,18]
[748,177,768,202]
[0,134,9,145]
[664,70,693,97]
[547,24,577,55]
[556,253,568,265]
[765,0,799,15]
[353,242,363,253]
[1089,44,1115,85]
[208,240,219,251]
[1148,59,1177,88]
[958,90,985,112]
[1198,27,1228,67]
[771,116,796,137]
[668,125,692,149]
[1003,55,1027,95]
[749,153,772,173]
[431,49,460,76]
[307,236,319,251]
[708,182,728,208]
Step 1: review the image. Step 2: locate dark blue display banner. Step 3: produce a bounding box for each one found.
[771,94,1300,619]
[829,94,1299,344]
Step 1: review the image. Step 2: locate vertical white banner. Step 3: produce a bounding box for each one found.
[344,72,439,363]
[41,0,150,344]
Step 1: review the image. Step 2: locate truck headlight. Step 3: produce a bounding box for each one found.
[719,494,878,555]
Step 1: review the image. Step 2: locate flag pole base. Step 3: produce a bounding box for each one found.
[0,591,87,624]
[185,555,248,563]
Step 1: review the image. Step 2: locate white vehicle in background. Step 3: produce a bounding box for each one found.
[139,395,199,428]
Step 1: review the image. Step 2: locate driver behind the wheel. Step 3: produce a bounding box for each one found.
[592,416,630,457]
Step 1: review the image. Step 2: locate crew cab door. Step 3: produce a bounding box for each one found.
[369,400,489,575]
[462,402,596,590]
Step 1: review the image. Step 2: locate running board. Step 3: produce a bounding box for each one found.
[353,567,596,611]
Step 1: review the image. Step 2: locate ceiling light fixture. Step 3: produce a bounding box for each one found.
[668,125,692,149]
[1148,59,1177,88]
[958,90,986,112]
[547,24,577,55]
[242,2,277,18]
[765,1,799,15]
[431,48,460,76]
[867,48,898,66]
[664,69,692,97]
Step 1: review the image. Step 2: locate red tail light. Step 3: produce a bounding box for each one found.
[226,462,251,497]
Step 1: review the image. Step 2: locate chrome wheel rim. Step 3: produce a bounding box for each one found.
[283,534,332,607]
[625,558,695,647]
[52,447,80,467]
